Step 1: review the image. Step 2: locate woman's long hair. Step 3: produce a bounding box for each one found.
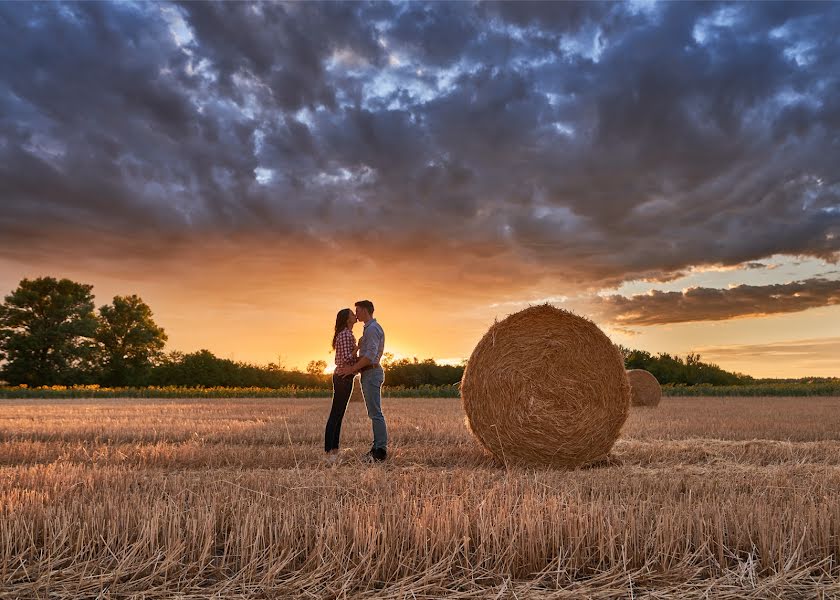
[332,308,352,350]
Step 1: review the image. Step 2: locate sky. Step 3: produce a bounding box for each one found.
[1,1,839,378]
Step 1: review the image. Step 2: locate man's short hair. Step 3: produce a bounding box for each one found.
[355,300,374,315]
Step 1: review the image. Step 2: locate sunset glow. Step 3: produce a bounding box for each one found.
[2,2,839,378]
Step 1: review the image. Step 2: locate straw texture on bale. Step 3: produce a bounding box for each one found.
[461,304,630,468]
[627,369,662,407]
[349,374,364,403]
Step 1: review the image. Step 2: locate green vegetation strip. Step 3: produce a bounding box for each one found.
[0,384,458,399]
[2,382,840,398]
[663,382,840,396]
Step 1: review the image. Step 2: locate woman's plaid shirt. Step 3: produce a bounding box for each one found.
[334,328,356,367]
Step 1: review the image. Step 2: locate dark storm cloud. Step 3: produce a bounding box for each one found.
[1,1,840,290]
[386,3,478,67]
[176,1,387,111]
[598,277,840,325]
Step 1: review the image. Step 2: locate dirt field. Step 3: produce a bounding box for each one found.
[1,396,838,598]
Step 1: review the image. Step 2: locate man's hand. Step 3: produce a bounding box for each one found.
[337,356,371,377]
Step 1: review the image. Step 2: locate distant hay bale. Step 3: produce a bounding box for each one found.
[349,375,364,403]
[460,304,630,468]
[627,369,661,407]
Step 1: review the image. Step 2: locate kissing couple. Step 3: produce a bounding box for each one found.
[324,300,387,463]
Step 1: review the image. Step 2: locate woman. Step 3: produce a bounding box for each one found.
[324,308,358,459]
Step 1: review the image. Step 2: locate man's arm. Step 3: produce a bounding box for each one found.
[336,355,371,376]
[336,325,381,375]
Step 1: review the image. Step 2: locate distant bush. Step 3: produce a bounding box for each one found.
[380,357,464,387]
[618,347,752,386]
[147,350,330,388]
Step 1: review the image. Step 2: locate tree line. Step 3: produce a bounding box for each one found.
[0,276,469,388]
[0,277,322,388]
[2,277,760,388]
[618,346,752,386]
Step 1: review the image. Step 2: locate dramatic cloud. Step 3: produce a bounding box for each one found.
[1,1,839,295]
[598,277,840,325]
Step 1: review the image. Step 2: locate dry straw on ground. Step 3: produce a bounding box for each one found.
[627,368,662,407]
[2,396,839,598]
[461,304,630,468]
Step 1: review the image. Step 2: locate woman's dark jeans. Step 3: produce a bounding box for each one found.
[325,373,353,452]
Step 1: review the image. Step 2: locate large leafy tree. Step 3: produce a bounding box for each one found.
[96,295,167,386]
[0,277,99,385]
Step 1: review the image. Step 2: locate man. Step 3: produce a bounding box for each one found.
[336,300,387,461]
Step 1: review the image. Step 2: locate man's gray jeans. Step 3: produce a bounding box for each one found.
[361,365,387,450]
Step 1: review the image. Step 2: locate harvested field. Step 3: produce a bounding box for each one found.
[1,396,839,598]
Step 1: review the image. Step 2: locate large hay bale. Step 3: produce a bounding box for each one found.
[461,304,630,468]
[349,374,364,403]
[627,369,661,407]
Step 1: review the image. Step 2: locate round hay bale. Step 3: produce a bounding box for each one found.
[461,304,630,468]
[626,369,661,407]
[349,374,364,403]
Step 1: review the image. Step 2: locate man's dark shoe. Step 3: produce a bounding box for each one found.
[365,447,387,462]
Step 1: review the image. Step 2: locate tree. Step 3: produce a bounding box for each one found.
[96,295,167,386]
[306,360,327,376]
[0,277,99,385]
